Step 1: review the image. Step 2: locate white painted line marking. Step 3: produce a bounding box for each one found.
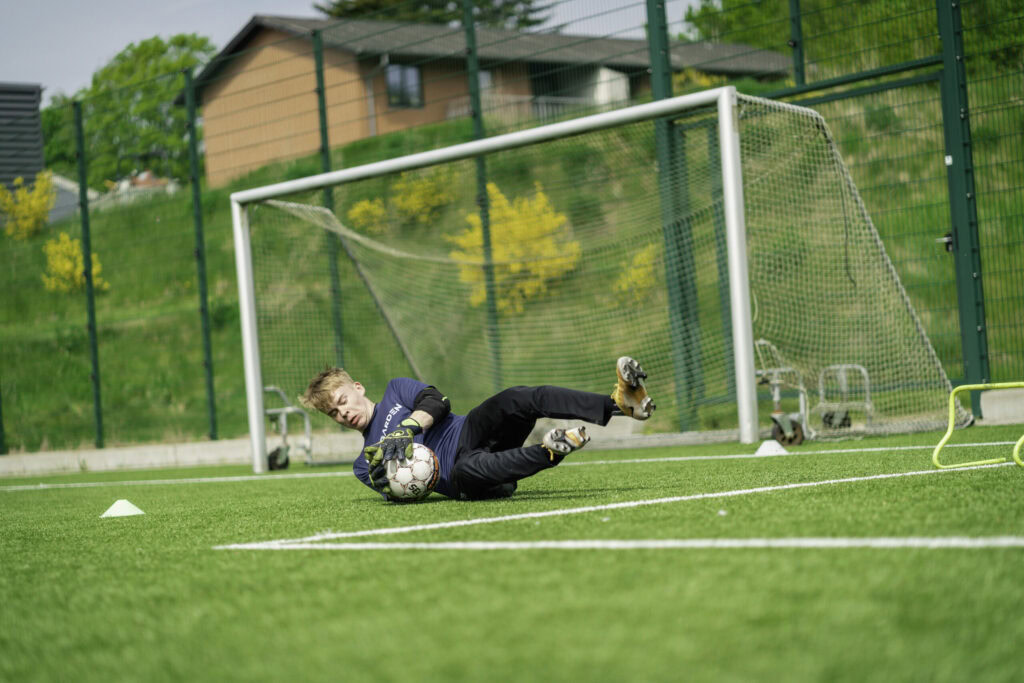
[4,440,1016,493]
[215,461,1015,550]
[0,470,353,492]
[220,536,1024,551]
[565,441,1021,467]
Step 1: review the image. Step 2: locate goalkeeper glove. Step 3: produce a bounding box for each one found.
[379,418,422,462]
[363,445,391,496]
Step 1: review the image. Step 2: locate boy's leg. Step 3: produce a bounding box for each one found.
[459,385,615,452]
[455,425,591,495]
[454,443,557,495]
[458,480,518,501]
[453,385,612,496]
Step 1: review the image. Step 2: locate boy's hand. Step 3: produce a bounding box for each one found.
[363,443,383,468]
[369,463,390,495]
[379,418,422,461]
[363,445,390,495]
[362,446,389,499]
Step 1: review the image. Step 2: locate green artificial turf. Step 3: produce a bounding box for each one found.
[3,424,1023,682]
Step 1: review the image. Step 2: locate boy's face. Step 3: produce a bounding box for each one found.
[326,382,370,431]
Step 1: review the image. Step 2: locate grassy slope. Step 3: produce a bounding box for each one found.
[2,425,1023,682]
[1,83,1021,451]
[0,120,480,453]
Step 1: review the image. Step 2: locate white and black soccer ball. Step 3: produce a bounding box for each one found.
[386,442,439,501]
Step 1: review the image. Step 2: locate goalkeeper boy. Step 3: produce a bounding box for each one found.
[300,357,656,501]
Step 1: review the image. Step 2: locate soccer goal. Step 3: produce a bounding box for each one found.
[230,86,968,472]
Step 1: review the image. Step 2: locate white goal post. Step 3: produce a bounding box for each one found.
[231,85,964,473]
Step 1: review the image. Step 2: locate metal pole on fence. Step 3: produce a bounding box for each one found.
[184,67,218,440]
[936,0,989,415]
[313,30,346,369]
[0,388,6,455]
[788,0,806,86]
[73,100,104,448]
[463,0,503,393]
[708,123,735,400]
[647,0,699,431]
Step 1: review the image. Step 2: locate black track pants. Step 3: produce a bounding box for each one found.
[453,385,616,499]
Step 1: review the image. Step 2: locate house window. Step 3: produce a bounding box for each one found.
[386,64,423,108]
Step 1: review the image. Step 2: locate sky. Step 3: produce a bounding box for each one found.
[0,0,692,107]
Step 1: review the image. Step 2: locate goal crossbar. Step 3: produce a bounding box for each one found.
[232,87,732,205]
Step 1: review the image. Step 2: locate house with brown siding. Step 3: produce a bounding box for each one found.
[189,16,790,187]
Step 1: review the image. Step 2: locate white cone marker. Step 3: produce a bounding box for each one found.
[100,499,145,518]
[754,440,789,456]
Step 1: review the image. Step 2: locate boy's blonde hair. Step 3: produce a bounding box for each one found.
[299,367,355,414]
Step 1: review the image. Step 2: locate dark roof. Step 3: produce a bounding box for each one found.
[0,82,44,189]
[185,15,791,102]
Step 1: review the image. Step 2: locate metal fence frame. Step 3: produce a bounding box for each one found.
[1,0,1020,452]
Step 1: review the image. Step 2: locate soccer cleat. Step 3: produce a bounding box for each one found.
[612,356,656,420]
[542,426,590,461]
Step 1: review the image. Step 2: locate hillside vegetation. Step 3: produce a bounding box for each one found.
[3,18,1022,452]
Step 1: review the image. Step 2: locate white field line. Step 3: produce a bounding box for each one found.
[214,461,1016,551]
[4,440,1016,492]
[563,441,1020,467]
[223,536,1024,551]
[0,470,354,492]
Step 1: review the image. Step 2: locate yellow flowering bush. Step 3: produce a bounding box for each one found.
[41,232,110,293]
[0,171,56,240]
[346,198,388,234]
[391,170,454,226]
[672,68,725,94]
[347,169,455,234]
[614,243,661,303]
[447,182,580,314]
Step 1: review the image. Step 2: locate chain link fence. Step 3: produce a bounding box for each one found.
[1,0,1021,453]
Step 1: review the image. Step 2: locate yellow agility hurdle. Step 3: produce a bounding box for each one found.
[932,382,1024,469]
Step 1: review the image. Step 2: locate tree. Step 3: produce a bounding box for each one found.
[682,0,941,72]
[40,94,76,182]
[41,34,215,190]
[315,0,551,30]
[682,0,1020,75]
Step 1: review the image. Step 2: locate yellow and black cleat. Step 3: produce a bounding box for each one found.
[543,426,590,461]
[612,356,655,420]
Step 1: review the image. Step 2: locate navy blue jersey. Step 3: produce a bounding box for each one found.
[353,377,465,499]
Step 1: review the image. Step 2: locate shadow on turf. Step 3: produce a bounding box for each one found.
[357,496,450,507]
[499,486,644,501]
[353,484,644,506]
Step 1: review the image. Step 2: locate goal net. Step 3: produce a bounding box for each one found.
[232,87,968,470]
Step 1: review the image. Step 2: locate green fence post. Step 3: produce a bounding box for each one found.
[313,30,346,368]
[73,100,103,448]
[0,388,6,454]
[936,0,989,415]
[708,122,734,399]
[674,124,704,416]
[463,0,503,392]
[788,0,806,86]
[184,67,218,440]
[647,0,700,431]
